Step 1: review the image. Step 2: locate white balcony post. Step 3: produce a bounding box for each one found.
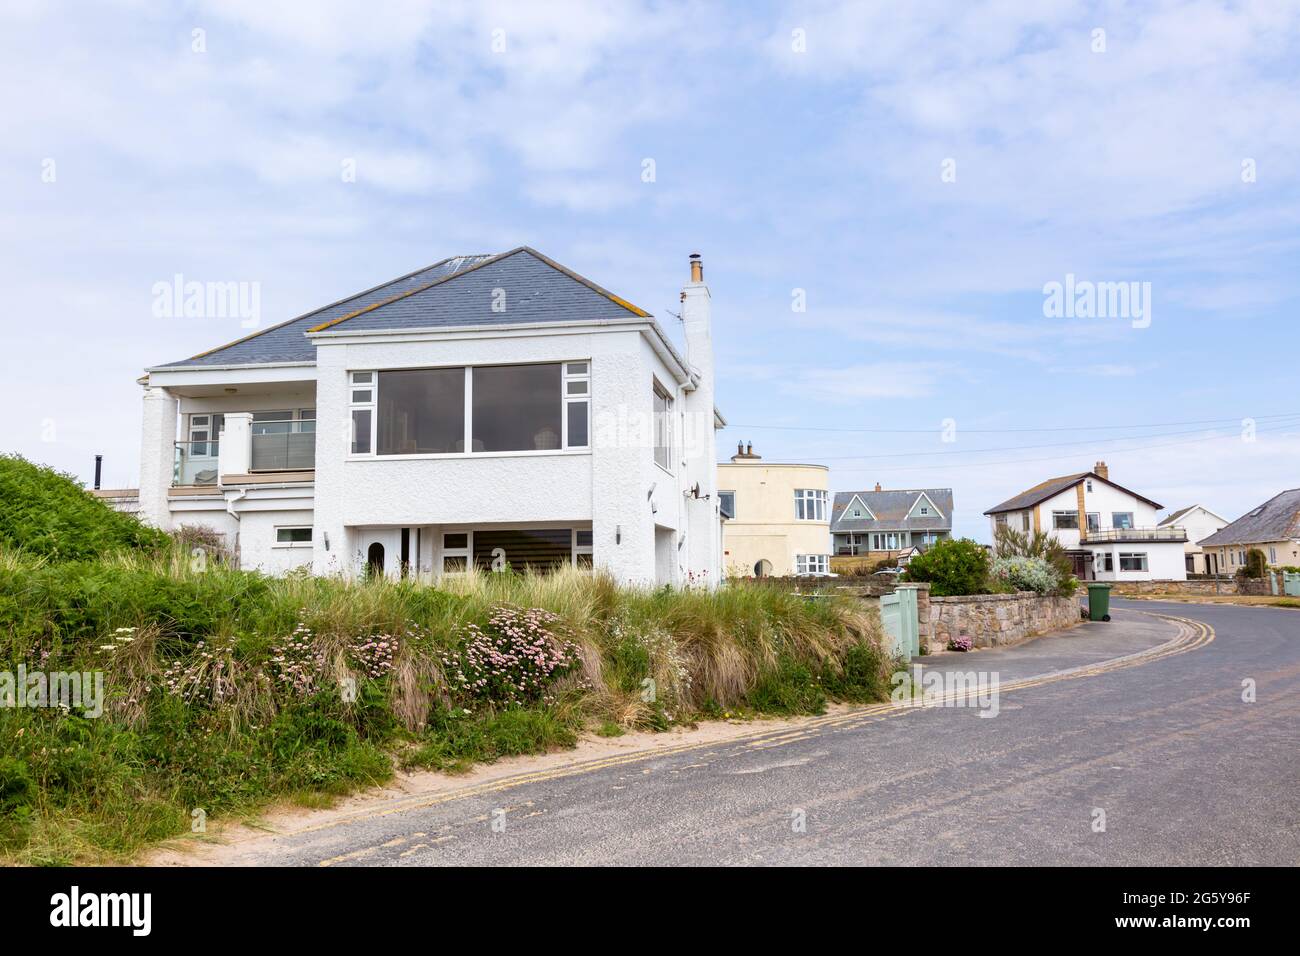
[218,413,253,482]
[138,385,177,530]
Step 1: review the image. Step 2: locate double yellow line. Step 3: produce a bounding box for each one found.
[306,613,1212,862]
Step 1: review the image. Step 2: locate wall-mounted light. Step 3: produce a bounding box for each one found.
[323,532,330,552]
[647,482,656,500]
[615,524,621,545]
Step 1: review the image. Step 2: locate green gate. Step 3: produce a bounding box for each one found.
[880,586,920,657]
[1284,571,1300,597]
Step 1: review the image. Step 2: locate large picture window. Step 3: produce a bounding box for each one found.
[1119,552,1148,572]
[1052,510,1079,530]
[349,362,591,457]
[377,367,464,455]
[473,363,562,452]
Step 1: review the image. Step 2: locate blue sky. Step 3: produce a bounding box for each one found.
[2,0,1298,540]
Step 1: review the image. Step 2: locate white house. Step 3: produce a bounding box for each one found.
[1158,504,1229,575]
[134,248,725,587]
[984,461,1187,582]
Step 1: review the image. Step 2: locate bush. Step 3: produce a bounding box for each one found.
[0,455,168,561]
[1239,549,1268,578]
[992,526,1078,595]
[990,555,1060,595]
[902,538,990,596]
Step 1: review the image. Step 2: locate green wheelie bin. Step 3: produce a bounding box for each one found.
[1086,583,1112,622]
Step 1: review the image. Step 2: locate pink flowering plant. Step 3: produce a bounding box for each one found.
[445,604,585,707]
[947,635,973,652]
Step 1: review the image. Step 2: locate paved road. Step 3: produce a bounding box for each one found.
[235,601,1300,866]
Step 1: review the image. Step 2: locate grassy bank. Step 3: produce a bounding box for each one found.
[0,544,893,864]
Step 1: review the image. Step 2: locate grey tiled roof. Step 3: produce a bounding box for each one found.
[1198,489,1300,546]
[984,471,1163,515]
[830,489,953,533]
[155,252,508,368]
[316,248,648,335]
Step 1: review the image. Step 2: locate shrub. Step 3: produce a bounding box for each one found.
[993,526,1078,595]
[947,636,972,652]
[902,538,990,596]
[1239,549,1268,578]
[990,555,1060,595]
[0,455,168,561]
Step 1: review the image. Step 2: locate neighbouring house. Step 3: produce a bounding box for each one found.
[132,248,725,586]
[717,442,830,577]
[1159,504,1229,575]
[983,460,1187,581]
[830,484,953,564]
[1197,489,1300,572]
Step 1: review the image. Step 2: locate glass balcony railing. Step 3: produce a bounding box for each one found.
[251,421,315,472]
[1081,526,1188,543]
[174,441,219,486]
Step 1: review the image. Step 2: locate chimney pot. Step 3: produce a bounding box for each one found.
[689,253,703,283]
[1094,460,1109,480]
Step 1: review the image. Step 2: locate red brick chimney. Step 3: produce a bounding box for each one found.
[874,482,882,492]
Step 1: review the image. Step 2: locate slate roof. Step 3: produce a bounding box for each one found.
[154,248,653,369]
[310,247,649,335]
[830,489,953,533]
[1198,489,1300,546]
[983,471,1162,515]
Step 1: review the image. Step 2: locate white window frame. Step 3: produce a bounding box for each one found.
[1112,512,1134,530]
[440,531,471,576]
[562,362,590,450]
[350,363,594,460]
[1052,510,1080,530]
[795,554,830,576]
[718,490,736,519]
[794,489,828,521]
[1269,546,1277,563]
[274,526,313,548]
[1118,552,1148,572]
[572,528,593,568]
[349,371,376,455]
[652,379,673,473]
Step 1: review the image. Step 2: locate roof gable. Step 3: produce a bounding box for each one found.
[908,492,944,520]
[830,488,954,532]
[843,494,876,520]
[985,471,1162,515]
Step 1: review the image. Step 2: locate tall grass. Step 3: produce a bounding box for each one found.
[0,544,891,863]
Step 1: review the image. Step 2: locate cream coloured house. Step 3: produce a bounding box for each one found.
[1198,489,1300,572]
[717,444,830,577]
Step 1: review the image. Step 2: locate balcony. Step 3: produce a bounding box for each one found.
[173,419,315,487]
[1081,526,1187,544]
[250,420,316,472]
[174,440,219,486]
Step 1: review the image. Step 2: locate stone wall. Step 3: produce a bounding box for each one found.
[1105,578,1233,596]
[927,591,1080,652]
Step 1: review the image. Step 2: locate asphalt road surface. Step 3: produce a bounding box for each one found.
[224,601,1300,866]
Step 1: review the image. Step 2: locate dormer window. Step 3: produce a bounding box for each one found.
[852,508,862,517]
[919,506,929,515]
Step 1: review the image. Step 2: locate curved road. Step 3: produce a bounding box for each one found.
[219,601,1300,866]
